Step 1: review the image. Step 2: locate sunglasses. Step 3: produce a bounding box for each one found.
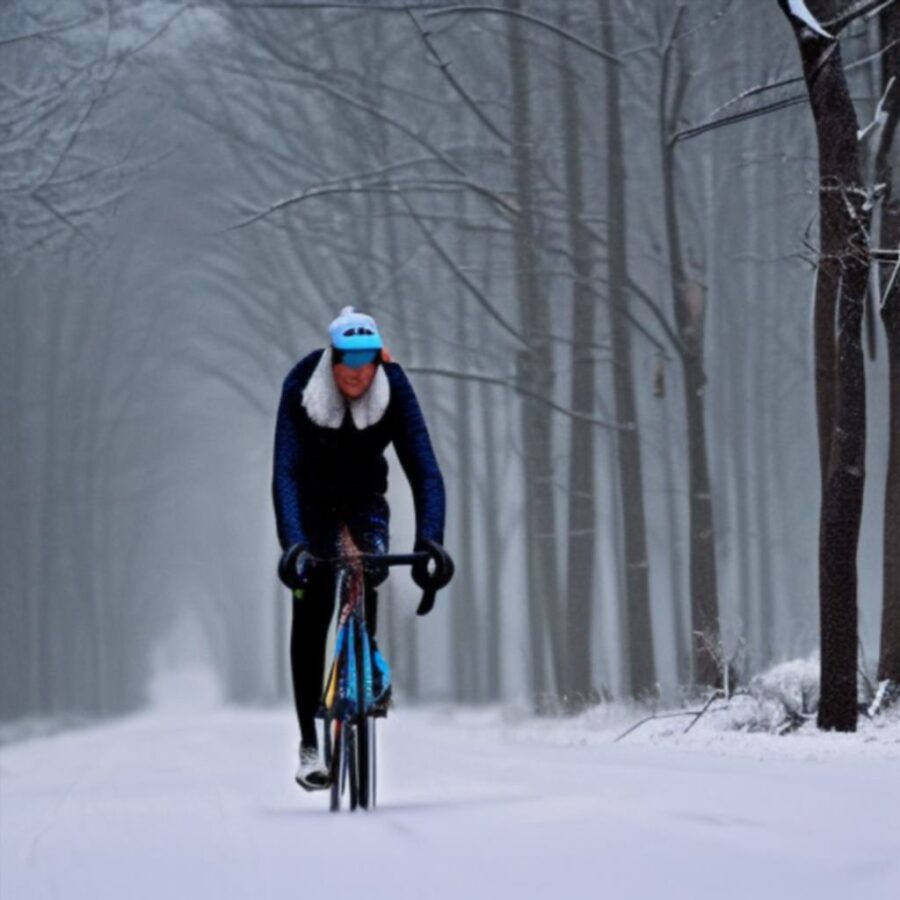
[332,348,381,369]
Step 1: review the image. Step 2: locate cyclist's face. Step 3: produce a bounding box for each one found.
[333,362,378,400]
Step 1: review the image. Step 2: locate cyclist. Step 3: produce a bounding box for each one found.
[272,306,449,790]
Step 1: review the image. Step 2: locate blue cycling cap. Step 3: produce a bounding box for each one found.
[329,306,383,351]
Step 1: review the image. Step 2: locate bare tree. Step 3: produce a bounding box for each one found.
[601,0,657,699]
[875,0,900,689]
[506,0,564,707]
[560,9,600,710]
[777,0,879,731]
[657,5,723,688]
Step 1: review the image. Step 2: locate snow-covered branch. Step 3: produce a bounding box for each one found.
[785,0,834,39]
[858,76,895,142]
[823,0,898,33]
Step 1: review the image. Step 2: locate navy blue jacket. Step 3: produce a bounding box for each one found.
[272,349,445,551]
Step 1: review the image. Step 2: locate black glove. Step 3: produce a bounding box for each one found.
[412,539,455,617]
[411,539,455,590]
[278,542,313,590]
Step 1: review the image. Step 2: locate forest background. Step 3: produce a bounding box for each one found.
[1,0,897,730]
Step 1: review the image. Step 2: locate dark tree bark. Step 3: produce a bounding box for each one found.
[560,11,598,710]
[752,115,777,667]
[478,235,504,702]
[480,377,504,701]
[660,385,691,686]
[454,281,478,702]
[778,0,872,731]
[876,0,900,685]
[507,0,564,707]
[658,14,722,688]
[601,0,657,699]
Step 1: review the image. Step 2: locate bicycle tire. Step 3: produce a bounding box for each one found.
[371,718,377,809]
[329,720,341,812]
[347,725,359,811]
[357,716,370,809]
[354,619,371,810]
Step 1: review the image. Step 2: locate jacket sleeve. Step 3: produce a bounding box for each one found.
[389,364,446,546]
[272,377,308,551]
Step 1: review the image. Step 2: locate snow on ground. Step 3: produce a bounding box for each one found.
[2,677,899,900]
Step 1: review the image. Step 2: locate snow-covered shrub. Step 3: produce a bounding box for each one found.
[752,655,820,714]
[724,655,820,734]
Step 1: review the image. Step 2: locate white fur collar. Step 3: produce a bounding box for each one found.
[301,347,390,430]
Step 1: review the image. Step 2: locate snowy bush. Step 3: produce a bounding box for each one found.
[724,655,820,734]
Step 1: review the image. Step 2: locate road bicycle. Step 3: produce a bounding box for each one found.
[309,528,453,812]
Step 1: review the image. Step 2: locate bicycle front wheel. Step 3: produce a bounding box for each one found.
[357,717,370,810]
[347,724,359,811]
[328,718,342,813]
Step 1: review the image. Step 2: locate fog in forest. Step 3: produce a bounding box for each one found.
[2,0,896,728]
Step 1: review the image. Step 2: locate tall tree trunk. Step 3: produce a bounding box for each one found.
[560,10,598,710]
[454,288,477,702]
[659,29,722,688]
[481,377,504,701]
[880,296,900,684]
[602,1,656,699]
[478,233,504,702]
[660,378,691,685]
[779,0,871,731]
[877,1,900,685]
[507,0,563,707]
[731,211,754,656]
[752,116,776,666]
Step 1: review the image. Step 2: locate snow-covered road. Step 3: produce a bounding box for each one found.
[2,700,898,900]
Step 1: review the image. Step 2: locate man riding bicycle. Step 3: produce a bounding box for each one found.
[272,306,450,791]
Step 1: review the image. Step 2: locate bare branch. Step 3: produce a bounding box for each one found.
[421,5,620,63]
[0,14,96,47]
[406,366,628,430]
[858,75,894,142]
[705,36,900,127]
[672,0,739,45]
[288,75,467,176]
[824,0,898,33]
[672,94,808,144]
[676,26,900,145]
[223,173,517,232]
[231,2,450,10]
[682,689,727,733]
[880,252,900,308]
[31,193,96,247]
[398,192,528,347]
[405,7,511,144]
[627,277,685,355]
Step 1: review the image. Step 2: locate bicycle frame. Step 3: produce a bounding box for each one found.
[318,532,367,811]
[312,529,453,812]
